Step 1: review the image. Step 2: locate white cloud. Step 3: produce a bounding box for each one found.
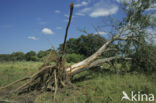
[76,8,91,16]
[76,0,118,17]
[76,12,86,16]
[75,1,88,8]
[116,0,140,4]
[42,28,54,35]
[56,26,62,30]
[90,6,118,17]
[55,10,60,14]
[95,31,107,35]
[27,36,38,40]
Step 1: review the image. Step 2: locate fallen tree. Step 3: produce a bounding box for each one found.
[0,0,153,98]
[0,18,134,96]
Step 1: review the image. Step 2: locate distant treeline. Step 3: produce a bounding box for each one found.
[0,34,156,73]
[0,34,110,62]
[0,50,51,62]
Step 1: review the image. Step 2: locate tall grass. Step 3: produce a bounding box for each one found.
[0,61,42,86]
[35,70,156,103]
[0,62,155,103]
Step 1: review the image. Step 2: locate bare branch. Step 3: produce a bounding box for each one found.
[88,56,132,69]
[66,26,130,75]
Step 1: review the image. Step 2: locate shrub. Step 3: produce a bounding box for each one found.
[25,51,39,61]
[11,52,25,61]
[66,53,84,63]
[131,44,156,73]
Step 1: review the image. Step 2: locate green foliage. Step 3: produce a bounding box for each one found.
[10,51,25,61]
[59,34,106,57]
[66,53,84,63]
[131,44,156,72]
[37,50,49,61]
[118,0,156,73]
[25,51,39,61]
[0,54,11,61]
[0,49,57,62]
[37,50,47,58]
[125,0,151,28]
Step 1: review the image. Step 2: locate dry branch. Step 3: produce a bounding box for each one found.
[88,56,132,68]
[66,26,127,75]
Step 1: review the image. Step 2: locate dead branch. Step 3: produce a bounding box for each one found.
[88,56,132,68]
[62,3,74,56]
[66,26,128,75]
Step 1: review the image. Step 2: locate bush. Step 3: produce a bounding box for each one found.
[66,53,84,63]
[0,54,11,61]
[59,34,106,57]
[131,44,156,73]
[30,56,39,61]
[11,52,25,61]
[37,50,47,58]
[25,51,39,61]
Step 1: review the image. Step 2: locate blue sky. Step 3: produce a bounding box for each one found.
[0,0,155,54]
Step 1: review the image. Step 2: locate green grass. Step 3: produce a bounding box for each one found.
[0,62,155,103]
[0,61,42,86]
[35,68,156,103]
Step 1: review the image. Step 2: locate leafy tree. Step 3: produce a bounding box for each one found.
[25,51,38,61]
[118,0,156,72]
[130,44,156,72]
[66,53,84,63]
[11,52,25,61]
[0,54,11,61]
[37,50,47,58]
[59,34,106,57]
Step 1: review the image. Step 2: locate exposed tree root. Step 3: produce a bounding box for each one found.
[5,58,72,96]
[0,3,74,98]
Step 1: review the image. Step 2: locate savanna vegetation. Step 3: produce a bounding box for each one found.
[0,62,155,103]
[0,0,156,103]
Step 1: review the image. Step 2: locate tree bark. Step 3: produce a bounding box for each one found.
[65,27,127,75]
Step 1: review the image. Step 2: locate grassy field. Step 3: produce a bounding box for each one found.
[0,62,155,103]
[0,61,42,87]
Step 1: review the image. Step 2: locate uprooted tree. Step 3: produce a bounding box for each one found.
[0,0,155,97]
